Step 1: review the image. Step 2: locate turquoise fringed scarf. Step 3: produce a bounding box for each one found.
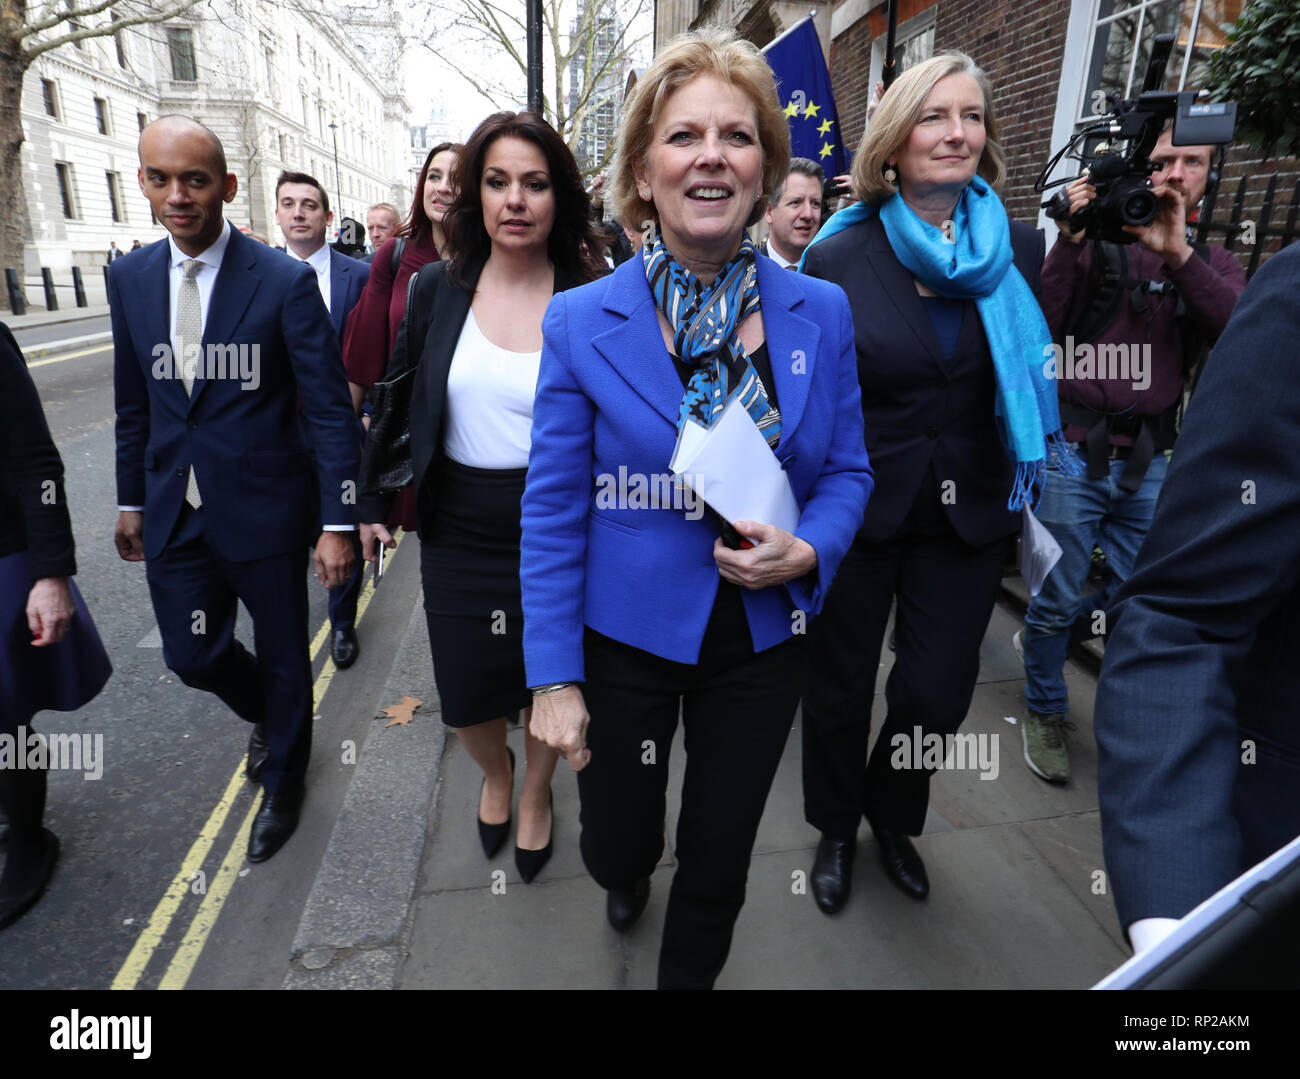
[800,176,1077,509]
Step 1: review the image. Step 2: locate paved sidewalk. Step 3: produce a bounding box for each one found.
[286,585,1128,990]
[4,303,111,331]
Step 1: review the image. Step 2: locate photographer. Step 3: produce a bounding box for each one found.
[1018,125,1245,785]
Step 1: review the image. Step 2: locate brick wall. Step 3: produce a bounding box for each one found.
[830,14,876,157]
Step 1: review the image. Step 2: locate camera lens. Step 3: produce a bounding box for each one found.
[1122,189,1157,226]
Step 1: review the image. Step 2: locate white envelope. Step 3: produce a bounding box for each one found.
[1021,502,1063,597]
[669,397,800,535]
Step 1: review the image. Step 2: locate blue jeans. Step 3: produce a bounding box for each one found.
[1022,450,1168,715]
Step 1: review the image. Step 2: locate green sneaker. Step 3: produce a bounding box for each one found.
[1022,711,1072,783]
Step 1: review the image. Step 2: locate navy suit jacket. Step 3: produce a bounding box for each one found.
[328,248,369,341]
[520,253,874,684]
[111,223,360,562]
[803,215,1044,547]
[1095,242,1300,933]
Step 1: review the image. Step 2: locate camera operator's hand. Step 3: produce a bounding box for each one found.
[1124,182,1193,269]
[1055,175,1096,243]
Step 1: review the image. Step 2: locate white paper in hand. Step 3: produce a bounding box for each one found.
[670,397,800,534]
[1021,502,1063,597]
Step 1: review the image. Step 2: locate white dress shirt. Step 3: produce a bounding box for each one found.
[286,241,332,312]
[765,241,800,270]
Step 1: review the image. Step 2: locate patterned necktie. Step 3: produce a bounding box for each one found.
[176,258,203,508]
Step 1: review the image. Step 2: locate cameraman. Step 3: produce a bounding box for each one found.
[1018,126,1245,784]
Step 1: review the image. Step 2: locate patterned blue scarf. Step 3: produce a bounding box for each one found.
[800,176,1078,509]
[643,234,781,450]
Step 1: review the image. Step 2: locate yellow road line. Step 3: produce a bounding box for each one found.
[114,532,404,990]
[28,343,113,367]
[156,794,262,990]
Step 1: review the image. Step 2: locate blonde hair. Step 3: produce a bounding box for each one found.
[850,52,1005,206]
[610,25,791,232]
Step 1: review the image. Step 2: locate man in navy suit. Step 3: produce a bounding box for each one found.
[1095,241,1300,954]
[274,170,369,669]
[112,116,359,862]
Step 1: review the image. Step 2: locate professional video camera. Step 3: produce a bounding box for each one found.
[1036,34,1236,244]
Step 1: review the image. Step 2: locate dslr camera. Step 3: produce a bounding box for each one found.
[1037,34,1236,244]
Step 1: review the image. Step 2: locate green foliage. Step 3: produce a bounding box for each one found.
[1203,0,1300,160]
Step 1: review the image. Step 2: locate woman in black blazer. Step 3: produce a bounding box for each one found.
[0,323,111,928]
[799,53,1060,912]
[359,113,603,883]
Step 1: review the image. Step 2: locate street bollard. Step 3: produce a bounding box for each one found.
[41,267,58,311]
[4,268,25,316]
[102,265,110,298]
[72,265,87,307]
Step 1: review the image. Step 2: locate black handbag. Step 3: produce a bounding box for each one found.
[358,268,428,497]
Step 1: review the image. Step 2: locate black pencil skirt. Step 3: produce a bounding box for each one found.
[419,457,532,728]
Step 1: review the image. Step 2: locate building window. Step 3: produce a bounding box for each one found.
[55,163,76,219]
[168,27,198,82]
[41,79,59,118]
[138,111,148,132]
[106,171,125,223]
[278,132,287,160]
[95,97,110,135]
[1079,0,1244,122]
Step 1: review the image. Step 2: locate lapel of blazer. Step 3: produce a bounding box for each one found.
[756,255,818,452]
[134,241,181,406]
[192,227,259,411]
[328,250,349,338]
[864,217,947,370]
[591,257,683,427]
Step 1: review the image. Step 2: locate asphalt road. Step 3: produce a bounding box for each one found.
[0,338,420,989]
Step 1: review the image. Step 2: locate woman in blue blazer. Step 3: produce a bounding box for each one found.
[520,27,873,989]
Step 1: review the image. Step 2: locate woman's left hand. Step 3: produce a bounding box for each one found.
[27,576,75,647]
[713,521,817,590]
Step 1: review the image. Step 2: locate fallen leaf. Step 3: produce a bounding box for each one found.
[379,695,423,727]
[1003,716,1018,725]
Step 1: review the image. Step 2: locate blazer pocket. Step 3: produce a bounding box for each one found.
[244,449,310,477]
[588,510,640,537]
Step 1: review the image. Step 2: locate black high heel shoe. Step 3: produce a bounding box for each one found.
[477,746,515,859]
[514,790,553,884]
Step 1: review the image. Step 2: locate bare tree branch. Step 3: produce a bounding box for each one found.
[23,0,206,61]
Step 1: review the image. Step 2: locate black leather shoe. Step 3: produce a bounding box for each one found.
[811,834,855,914]
[868,821,929,900]
[245,723,269,783]
[331,627,360,669]
[514,790,553,884]
[0,828,59,930]
[247,787,304,863]
[606,878,650,932]
[477,747,515,859]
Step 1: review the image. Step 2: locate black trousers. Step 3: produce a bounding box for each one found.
[802,481,1007,839]
[579,585,808,990]
[145,504,313,794]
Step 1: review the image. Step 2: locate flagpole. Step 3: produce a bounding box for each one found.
[760,10,817,54]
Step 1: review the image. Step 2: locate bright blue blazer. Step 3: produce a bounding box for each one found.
[521,253,874,685]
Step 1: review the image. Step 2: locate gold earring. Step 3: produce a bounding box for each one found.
[884,165,898,185]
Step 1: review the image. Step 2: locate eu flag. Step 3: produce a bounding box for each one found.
[763,18,848,177]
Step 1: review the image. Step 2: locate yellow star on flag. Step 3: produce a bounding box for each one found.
[819,141,834,160]
[803,100,821,119]
[783,100,799,118]
[818,118,833,136]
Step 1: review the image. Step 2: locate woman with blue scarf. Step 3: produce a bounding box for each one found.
[520,27,872,988]
[799,53,1070,913]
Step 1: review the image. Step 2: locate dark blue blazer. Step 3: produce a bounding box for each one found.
[802,215,1045,546]
[1095,241,1300,933]
[110,223,360,562]
[520,253,874,685]
[328,248,369,341]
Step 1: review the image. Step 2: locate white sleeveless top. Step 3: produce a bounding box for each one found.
[442,309,542,470]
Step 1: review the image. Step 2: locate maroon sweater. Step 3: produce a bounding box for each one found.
[341,233,440,388]
[1039,236,1245,443]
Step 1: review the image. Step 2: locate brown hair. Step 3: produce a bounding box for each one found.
[443,111,605,290]
[398,141,464,247]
